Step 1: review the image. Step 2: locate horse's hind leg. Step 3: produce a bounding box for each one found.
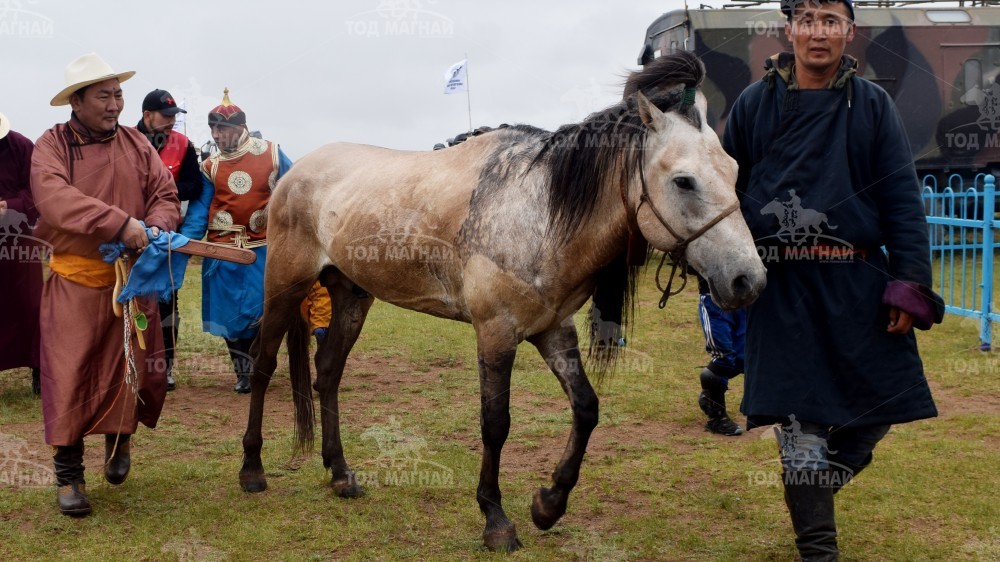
[240,274,312,493]
[475,332,523,552]
[526,324,598,530]
[315,269,373,498]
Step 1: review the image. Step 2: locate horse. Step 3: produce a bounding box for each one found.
[240,51,767,552]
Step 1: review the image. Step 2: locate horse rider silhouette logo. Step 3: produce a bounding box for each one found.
[964,80,1000,131]
[760,189,839,246]
[0,208,49,264]
[0,432,55,488]
[356,417,455,487]
[0,208,32,239]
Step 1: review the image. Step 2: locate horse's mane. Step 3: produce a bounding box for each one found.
[539,51,705,240]
[536,51,707,378]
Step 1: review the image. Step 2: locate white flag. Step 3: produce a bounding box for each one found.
[444,59,468,94]
[172,99,186,133]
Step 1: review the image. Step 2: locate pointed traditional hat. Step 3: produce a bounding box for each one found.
[50,53,135,106]
[208,88,246,127]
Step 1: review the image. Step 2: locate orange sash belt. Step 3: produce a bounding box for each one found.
[49,254,116,288]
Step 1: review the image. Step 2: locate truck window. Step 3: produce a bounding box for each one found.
[965,59,983,104]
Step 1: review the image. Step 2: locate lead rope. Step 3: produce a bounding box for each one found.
[654,252,688,309]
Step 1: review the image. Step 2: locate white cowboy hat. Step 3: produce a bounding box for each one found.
[50,53,135,107]
[0,112,9,140]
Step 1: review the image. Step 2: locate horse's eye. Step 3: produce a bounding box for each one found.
[674,176,695,191]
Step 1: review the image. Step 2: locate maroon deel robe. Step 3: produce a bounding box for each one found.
[0,130,42,371]
[30,119,179,446]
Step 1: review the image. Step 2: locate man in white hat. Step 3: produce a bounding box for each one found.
[0,111,43,396]
[30,53,180,516]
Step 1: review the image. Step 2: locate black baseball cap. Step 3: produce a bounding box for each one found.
[142,89,187,116]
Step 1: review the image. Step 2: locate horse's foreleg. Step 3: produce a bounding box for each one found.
[316,281,373,498]
[476,345,522,552]
[527,325,598,531]
[240,285,310,493]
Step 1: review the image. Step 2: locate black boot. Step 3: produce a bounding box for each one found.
[31,368,41,396]
[165,361,176,392]
[828,452,871,495]
[228,338,253,394]
[161,295,179,392]
[234,375,251,394]
[698,369,743,436]
[783,470,839,561]
[53,443,90,516]
[104,434,131,485]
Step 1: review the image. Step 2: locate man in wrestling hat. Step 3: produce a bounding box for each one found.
[179,89,292,393]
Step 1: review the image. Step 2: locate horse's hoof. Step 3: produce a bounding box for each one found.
[239,472,268,493]
[530,486,566,530]
[331,476,364,498]
[483,522,523,552]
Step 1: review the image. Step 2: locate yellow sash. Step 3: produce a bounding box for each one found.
[49,254,116,288]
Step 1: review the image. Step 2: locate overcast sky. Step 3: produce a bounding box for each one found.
[2,0,698,160]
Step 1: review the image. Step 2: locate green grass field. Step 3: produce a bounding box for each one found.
[1,261,998,561]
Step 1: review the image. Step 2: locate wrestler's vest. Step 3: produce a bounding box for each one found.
[201,139,278,247]
[158,131,189,181]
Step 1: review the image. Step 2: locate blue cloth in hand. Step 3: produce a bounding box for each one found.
[99,227,191,303]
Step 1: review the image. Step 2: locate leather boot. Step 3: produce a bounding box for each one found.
[104,434,131,485]
[228,338,253,394]
[234,375,251,394]
[783,470,838,561]
[53,443,90,517]
[829,452,871,495]
[31,368,41,396]
[698,369,744,436]
[165,360,176,392]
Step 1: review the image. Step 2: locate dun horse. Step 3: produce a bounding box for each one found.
[241,51,766,551]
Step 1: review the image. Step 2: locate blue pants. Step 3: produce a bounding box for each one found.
[698,293,746,379]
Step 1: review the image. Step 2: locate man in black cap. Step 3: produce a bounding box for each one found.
[136,89,202,391]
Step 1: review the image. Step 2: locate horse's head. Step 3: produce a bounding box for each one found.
[760,198,783,215]
[632,88,765,310]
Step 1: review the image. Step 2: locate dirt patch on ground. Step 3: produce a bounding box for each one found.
[2,356,995,497]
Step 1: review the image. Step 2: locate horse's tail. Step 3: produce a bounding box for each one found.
[287,311,315,454]
[587,251,640,383]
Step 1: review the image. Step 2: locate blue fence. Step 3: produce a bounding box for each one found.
[921,173,999,350]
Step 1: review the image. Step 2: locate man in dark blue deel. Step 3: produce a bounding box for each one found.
[724,0,944,558]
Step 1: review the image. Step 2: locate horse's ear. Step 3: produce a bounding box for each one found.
[635,92,664,132]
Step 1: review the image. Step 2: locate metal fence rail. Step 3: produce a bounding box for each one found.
[922,173,998,350]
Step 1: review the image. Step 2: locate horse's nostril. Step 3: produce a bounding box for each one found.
[732,274,751,298]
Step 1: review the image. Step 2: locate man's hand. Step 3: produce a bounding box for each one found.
[887,306,914,334]
[120,218,149,250]
[0,198,7,218]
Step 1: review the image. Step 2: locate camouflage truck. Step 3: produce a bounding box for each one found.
[638,0,1000,180]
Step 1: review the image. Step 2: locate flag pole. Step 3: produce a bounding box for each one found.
[465,52,473,132]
